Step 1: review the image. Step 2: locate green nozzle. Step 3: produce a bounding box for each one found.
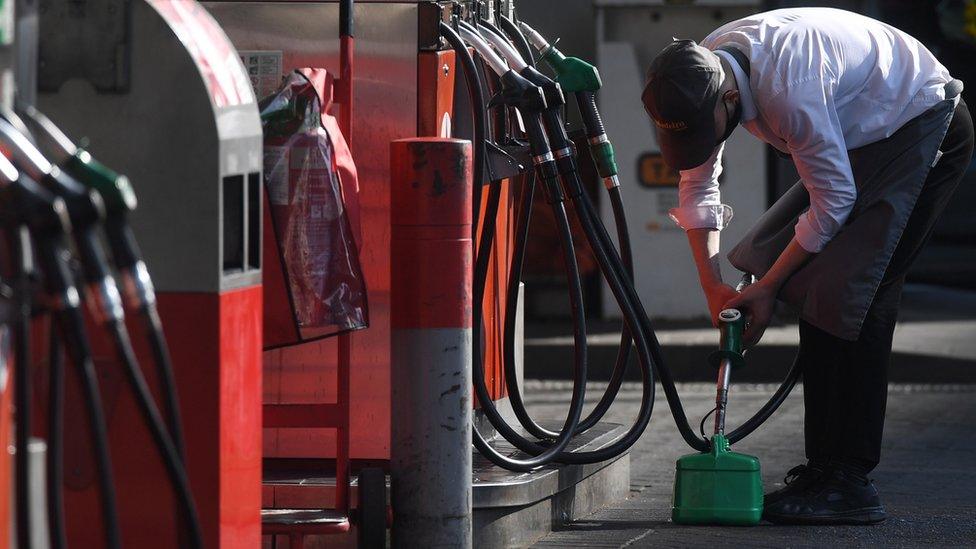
[520,21,602,93]
[709,309,746,369]
[520,21,618,179]
[63,150,137,216]
[541,48,603,93]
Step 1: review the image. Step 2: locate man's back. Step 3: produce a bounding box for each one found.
[704,7,951,145]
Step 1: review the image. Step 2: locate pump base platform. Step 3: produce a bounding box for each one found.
[473,421,631,548]
[260,422,629,548]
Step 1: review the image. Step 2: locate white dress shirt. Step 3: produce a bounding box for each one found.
[670,7,953,253]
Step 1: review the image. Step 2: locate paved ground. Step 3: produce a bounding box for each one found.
[524,382,976,548]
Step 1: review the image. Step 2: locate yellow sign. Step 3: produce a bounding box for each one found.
[638,153,680,188]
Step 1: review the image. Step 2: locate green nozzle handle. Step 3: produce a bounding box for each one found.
[63,150,137,216]
[709,309,746,369]
[62,150,143,270]
[524,22,619,179]
[540,47,618,179]
[541,47,602,93]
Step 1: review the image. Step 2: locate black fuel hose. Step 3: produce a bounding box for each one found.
[457,22,603,466]
[47,328,67,549]
[54,305,123,549]
[8,225,33,549]
[67,215,202,548]
[496,18,636,440]
[462,23,707,461]
[20,179,124,549]
[500,168,636,442]
[451,24,592,471]
[571,160,800,449]
[105,315,202,547]
[470,160,589,471]
[439,23,488,237]
[496,16,634,431]
[138,282,185,457]
[94,205,188,462]
[0,115,203,547]
[20,103,189,461]
[454,22,664,466]
[499,15,536,68]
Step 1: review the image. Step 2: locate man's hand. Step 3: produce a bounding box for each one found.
[724,281,777,346]
[705,283,739,327]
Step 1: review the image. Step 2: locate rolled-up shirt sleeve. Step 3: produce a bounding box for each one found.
[669,143,735,230]
[770,78,858,253]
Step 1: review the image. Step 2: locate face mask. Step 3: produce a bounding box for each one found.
[717,92,742,144]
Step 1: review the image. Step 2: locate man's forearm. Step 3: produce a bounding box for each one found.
[686,228,724,289]
[758,236,814,292]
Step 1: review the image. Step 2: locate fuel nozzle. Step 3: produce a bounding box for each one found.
[0,169,77,307]
[20,106,145,296]
[710,309,746,436]
[0,115,122,322]
[490,69,547,112]
[517,22,618,187]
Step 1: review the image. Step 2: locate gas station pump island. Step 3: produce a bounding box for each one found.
[0,1,804,548]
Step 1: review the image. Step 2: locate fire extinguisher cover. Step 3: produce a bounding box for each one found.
[259,69,368,349]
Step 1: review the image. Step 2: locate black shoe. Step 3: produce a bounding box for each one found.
[763,468,887,525]
[764,462,827,506]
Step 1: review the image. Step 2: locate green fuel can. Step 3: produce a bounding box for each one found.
[672,435,763,525]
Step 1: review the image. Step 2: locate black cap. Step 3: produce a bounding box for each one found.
[641,39,722,171]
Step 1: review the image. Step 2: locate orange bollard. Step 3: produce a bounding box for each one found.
[390,138,473,548]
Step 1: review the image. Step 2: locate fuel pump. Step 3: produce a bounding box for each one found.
[0,113,203,548]
[21,105,190,460]
[0,117,124,549]
[446,16,803,477]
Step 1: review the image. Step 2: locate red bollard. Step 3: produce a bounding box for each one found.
[390,138,473,548]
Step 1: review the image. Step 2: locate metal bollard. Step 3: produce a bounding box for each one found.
[390,138,473,549]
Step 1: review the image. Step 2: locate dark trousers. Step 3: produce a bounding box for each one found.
[800,99,974,475]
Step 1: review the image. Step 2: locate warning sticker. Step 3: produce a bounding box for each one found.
[239,50,283,101]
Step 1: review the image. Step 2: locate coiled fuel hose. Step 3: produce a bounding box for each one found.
[446,21,595,471]
[484,16,638,441]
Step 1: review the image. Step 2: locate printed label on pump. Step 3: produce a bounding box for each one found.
[239,50,283,100]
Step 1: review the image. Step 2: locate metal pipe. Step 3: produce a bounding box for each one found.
[714,358,732,435]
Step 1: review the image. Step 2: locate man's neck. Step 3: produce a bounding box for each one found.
[718,56,739,94]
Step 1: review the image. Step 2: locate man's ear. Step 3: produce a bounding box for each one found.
[726,89,741,103]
